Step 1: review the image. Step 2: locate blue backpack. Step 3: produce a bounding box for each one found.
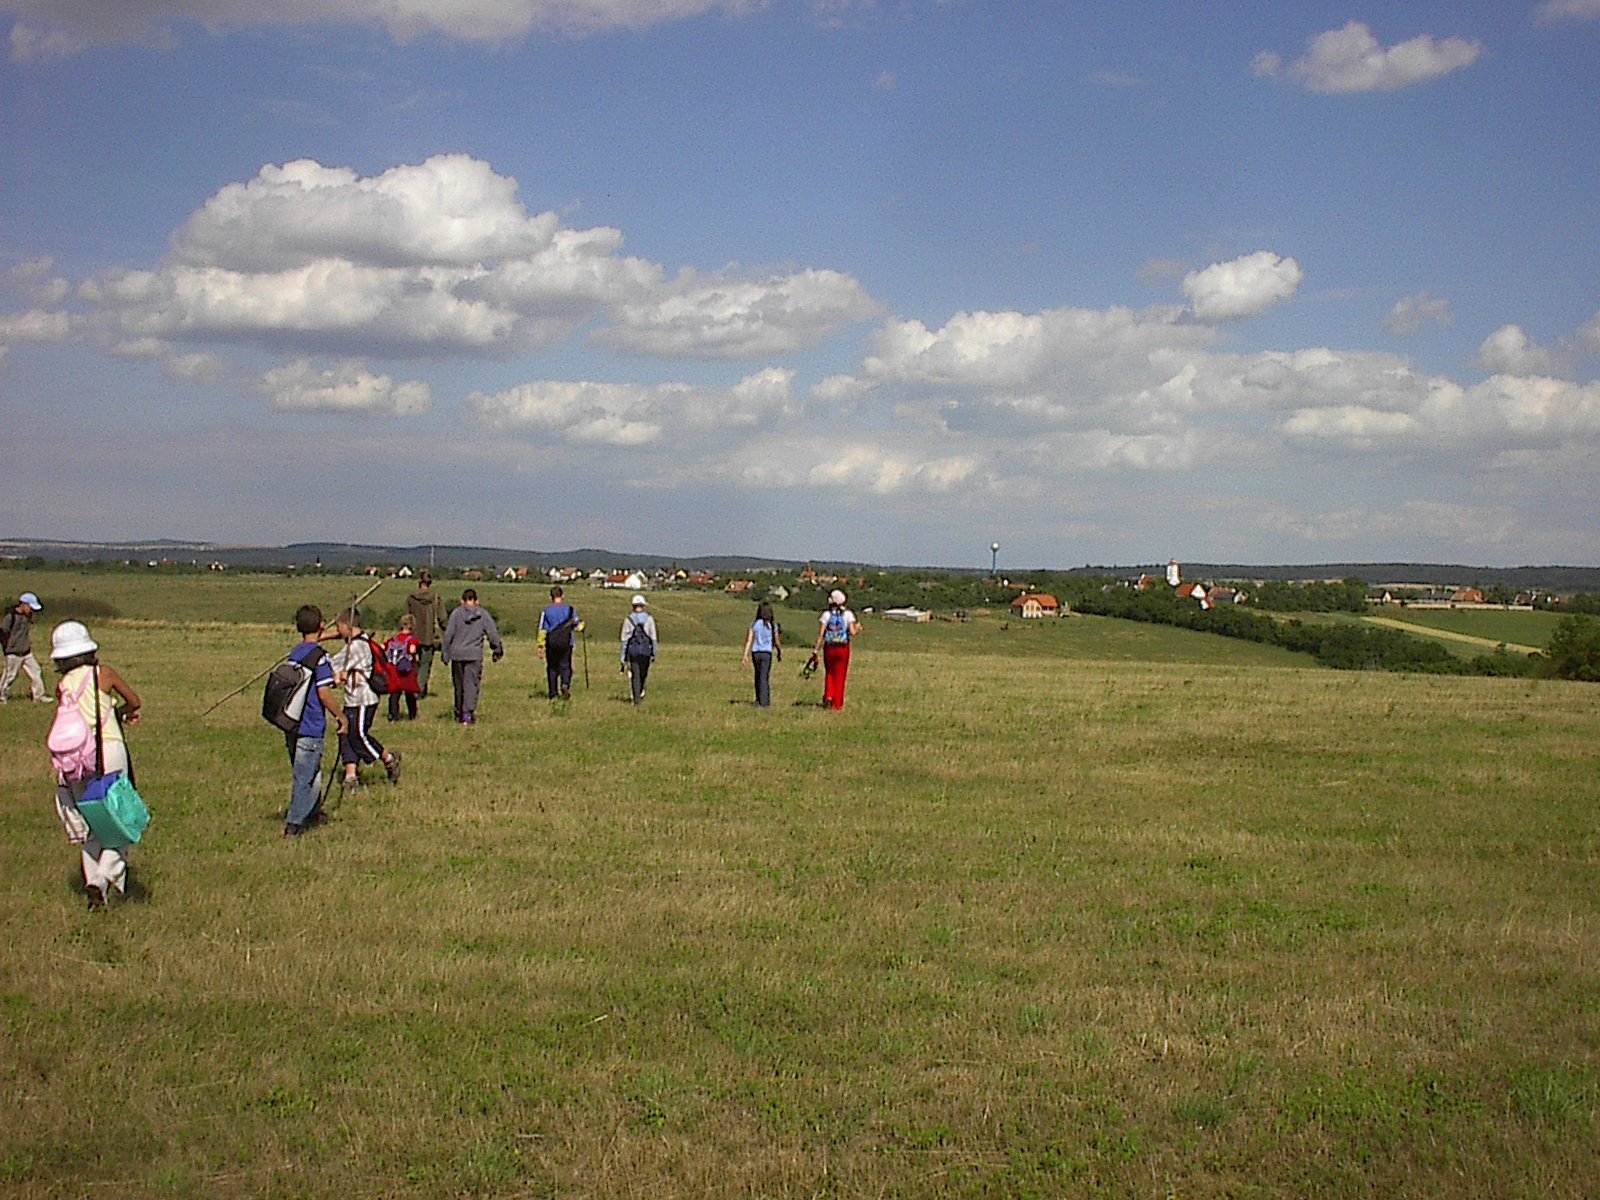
[822,610,850,646]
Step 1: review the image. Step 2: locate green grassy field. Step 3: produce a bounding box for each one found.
[2,569,1597,1198]
[1363,607,1561,654]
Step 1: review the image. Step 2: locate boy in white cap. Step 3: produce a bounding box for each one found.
[0,592,49,703]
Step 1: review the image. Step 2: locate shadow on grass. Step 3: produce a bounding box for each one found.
[60,868,153,906]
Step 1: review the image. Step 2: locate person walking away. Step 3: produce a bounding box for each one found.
[280,606,345,837]
[404,571,448,700]
[537,585,582,701]
[48,621,141,906]
[329,608,401,791]
[1,592,49,703]
[384,614,422,721]
[742,601,782,707]
[619,594,657,706]
[813,589,862,710]
[440,588,503,725]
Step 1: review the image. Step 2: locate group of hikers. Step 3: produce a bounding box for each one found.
[21,577,864,907]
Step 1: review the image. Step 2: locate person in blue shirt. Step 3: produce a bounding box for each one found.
[741,601,782,707]
[284,605,345,837]
[536,585,582,701]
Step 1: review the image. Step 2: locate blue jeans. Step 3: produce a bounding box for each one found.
[285,734,325,828]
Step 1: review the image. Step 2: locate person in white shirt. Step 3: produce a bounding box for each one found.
[812,589,862,710]
[619,595,658,706]
[329,608,401,791]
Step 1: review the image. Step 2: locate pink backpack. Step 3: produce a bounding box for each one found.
[47,670,101,782]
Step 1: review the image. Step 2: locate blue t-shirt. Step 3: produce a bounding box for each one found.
[540,603,577,634]
[749,619,775,654]
[289,641,335,738]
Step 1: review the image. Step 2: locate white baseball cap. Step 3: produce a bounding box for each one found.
[829,589,846,606]
[631,594,648,607]
[19,592,41,611]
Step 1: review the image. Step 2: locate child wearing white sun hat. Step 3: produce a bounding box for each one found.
[47,621,143,909]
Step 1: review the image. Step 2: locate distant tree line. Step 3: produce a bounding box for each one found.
[1071,585,1544,678]
[1248,578,1369,612]
[1552,593,1600,615]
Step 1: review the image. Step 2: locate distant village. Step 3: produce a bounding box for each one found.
[176,555,1568,620]
[6,535,1583,618]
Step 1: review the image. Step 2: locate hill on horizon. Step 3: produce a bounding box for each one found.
[3,538,1599,591]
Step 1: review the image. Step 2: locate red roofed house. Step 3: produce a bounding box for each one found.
[1010,593,1060,619]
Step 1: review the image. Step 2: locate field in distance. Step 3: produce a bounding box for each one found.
[1,567,1596,1198]
[1362,606,1561,656]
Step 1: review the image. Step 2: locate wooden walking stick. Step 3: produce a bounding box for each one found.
[200,576,386,717]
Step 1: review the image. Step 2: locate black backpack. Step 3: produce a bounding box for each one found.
[546,606,576,652]
[625,615,654,661]
[263,647,325,733]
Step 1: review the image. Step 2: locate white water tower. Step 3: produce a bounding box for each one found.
[1167,559,1181,587]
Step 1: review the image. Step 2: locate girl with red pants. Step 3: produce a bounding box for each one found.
[813,590,862,709]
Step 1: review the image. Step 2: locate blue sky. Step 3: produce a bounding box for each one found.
[2,0,1597,568]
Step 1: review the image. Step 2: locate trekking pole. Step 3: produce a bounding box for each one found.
[199,658,281,718]
[200,577,385,717]
[581,627,590,689]
[320,748,341,811]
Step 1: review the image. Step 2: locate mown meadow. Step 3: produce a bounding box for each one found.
[1,568,1597,1198]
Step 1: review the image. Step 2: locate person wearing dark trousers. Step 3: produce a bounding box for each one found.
[741,601,781,707]
[329,608,401,790]
[404,572,447,699]
[384,615,421,721]
[619,594,657,706]
[537,586,581,701]
[441,589,503,725]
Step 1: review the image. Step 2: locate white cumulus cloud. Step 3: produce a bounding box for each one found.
[1255,21,1483,94]
[1385,292,1452,338]
[1577,312,1600,356]
[4,258,71,307]
[1477,325,1561,377]
[1280,373,1600,452]
[1182,251,1303,322]
[804,445,978,494]
[1536,0,1600,22]
[256,359,433,416]
[76,155,876,363]
[0,308,74,344]
[4,0,750,59]
[173,156,556,272]
[467,368,797,446]
[595,268,883,359]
